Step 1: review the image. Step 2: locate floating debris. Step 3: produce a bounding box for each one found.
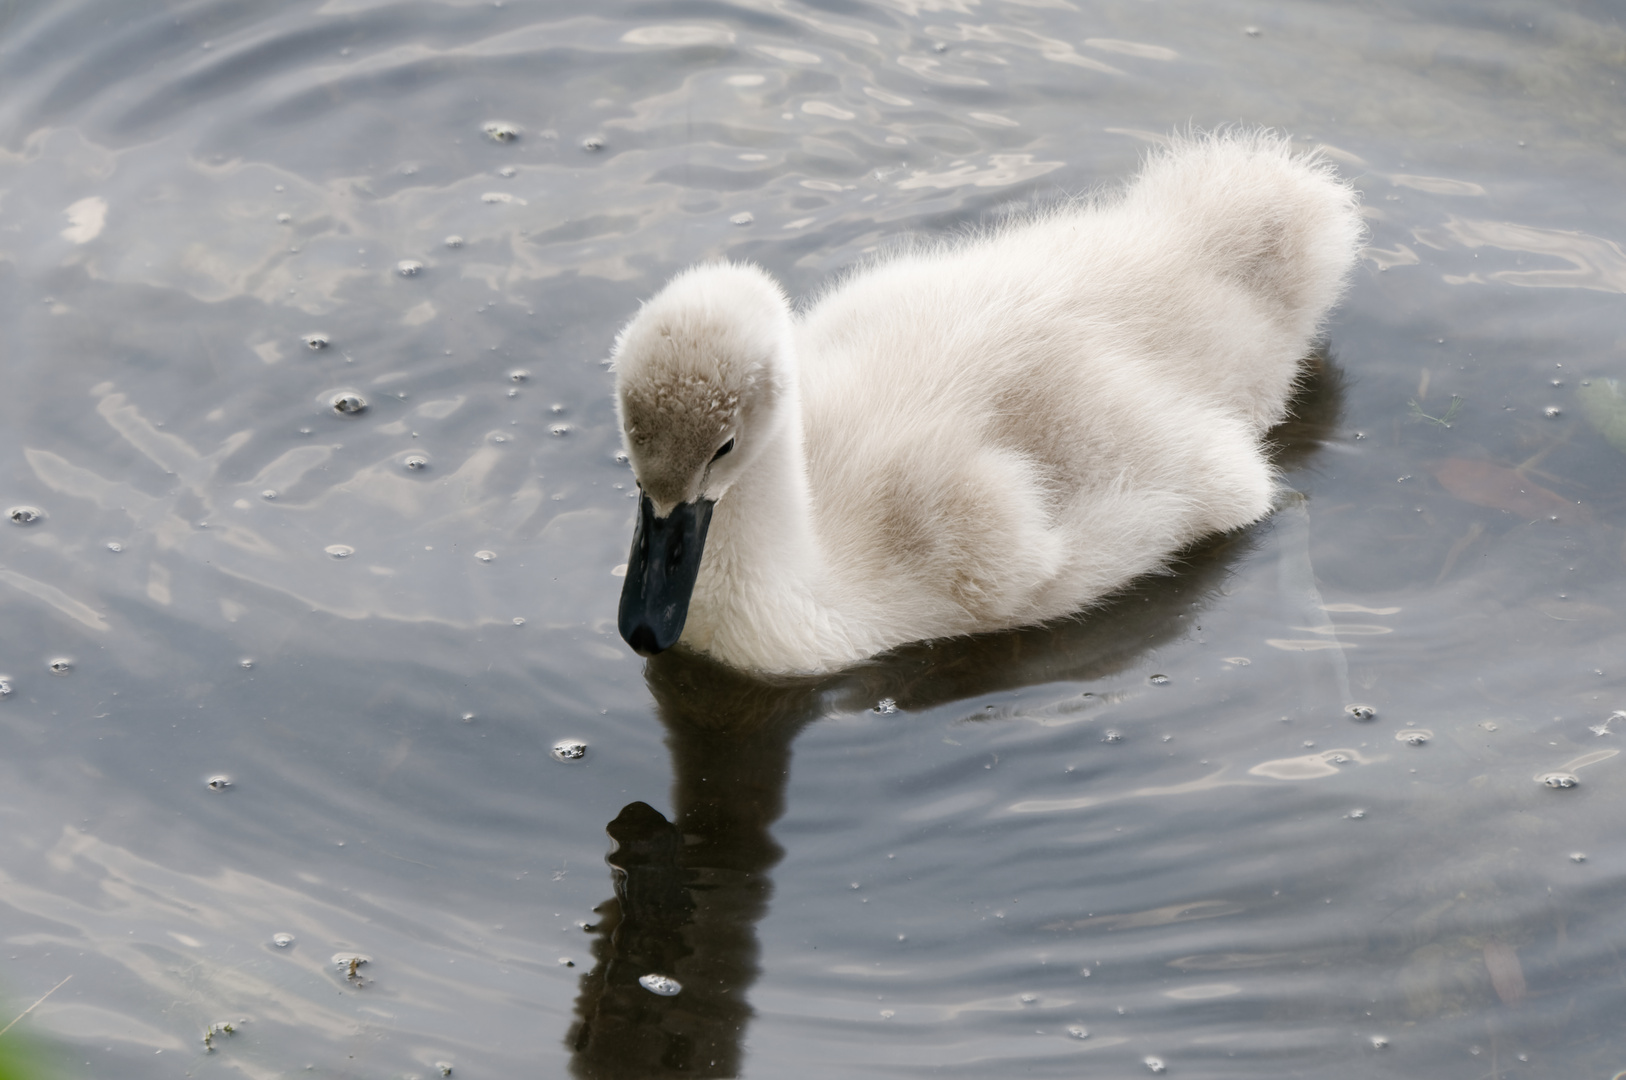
[1144,1057,1166,1074]
[1345,703,1376,721]
[482,120,520,142]
[581,135,605,152]
[1066,1025,1089,1040]
[1148,673,1170,686]
[638,973,681,996]
[444,235,464,248]
[396,259,424,277]
[872,698,897,715]
[1369,1035,1389,1049]
[47,658,72,675]
[332,953,371,982]
[206,775,231,791]
[552,740,588,762]
[272,933,294,947]
[0,677,10,697]
[202,1021,235,1051]
[730,211,755,225]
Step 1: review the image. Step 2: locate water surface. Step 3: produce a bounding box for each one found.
[0,0,1624,1076]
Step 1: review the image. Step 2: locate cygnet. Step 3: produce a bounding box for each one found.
[610,130,1363,674]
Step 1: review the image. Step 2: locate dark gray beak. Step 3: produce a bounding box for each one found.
[618,491,714,657]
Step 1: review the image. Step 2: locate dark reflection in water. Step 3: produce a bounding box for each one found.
[567,356,1343,1077]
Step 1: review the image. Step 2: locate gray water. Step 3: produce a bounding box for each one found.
[0,0,1624,1077]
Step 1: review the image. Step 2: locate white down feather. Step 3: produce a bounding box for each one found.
[610,130,1364,674]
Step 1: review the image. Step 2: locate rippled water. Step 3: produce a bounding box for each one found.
[1,0,1624,1076]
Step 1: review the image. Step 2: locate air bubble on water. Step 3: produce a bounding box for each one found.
[1223,656,1250,666]
[239,659,254,669]
[325,544,355,558]
[304,333,329,350]
[638,973,680,996]
[1148,673,1169,685]
[461,712,475,723]
[1395,728,1431,746]
[47,658,71,675]
[512,617,525,626]
[1543,406,1562,418]
[1144,1057,1166,1074]
[272,933,294,947]
[1332,753,1349,764]
[1551,378,1564,387]
[437,1063,453,1077]
[1346,808,1366,819]
[1540,772,1579,789]
[1102,729,1123,743]
[552,740,587,762]
[872,698,897,715]
[1370,1035,1389,1049]
[207,775,231,790]
[0,677,11,698]
[1478,720,1498,732]
[1066,1025,1089,1039]
[506,387,519,398]
[509,368,530,383]
[490,432,509,443]
[614,451,630,464]
[1244,25,1262,36]
[106,541,123,552]
[551,424,572,436]
[396,260,424,277]
[276,212,291,224]
[1352,431,1366,439]
[331,392,367,415]
[483,120,520,142]
[498,165,516,178]
[1080,967,1091,977]
[879,1009,895,1019]
[444,235,464,249]
[7,506,43,525]
[402,454,429,471]
[1020,993,1037,1005]
[475,550,496,562]
[730,211,755,225]
[1569,851,1587,863]
[1345,703,1376,721]
[581,135,605,151]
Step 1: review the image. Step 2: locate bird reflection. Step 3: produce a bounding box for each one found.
[567,354,1345,1078]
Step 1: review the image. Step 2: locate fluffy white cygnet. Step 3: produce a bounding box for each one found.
[611,130,1363,674]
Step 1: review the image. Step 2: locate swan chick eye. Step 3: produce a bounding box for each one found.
[711,437,735,462]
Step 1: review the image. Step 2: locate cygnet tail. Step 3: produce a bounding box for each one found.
[1131,129,1364,338]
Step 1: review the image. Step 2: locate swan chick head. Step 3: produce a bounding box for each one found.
[612,262,793,514]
